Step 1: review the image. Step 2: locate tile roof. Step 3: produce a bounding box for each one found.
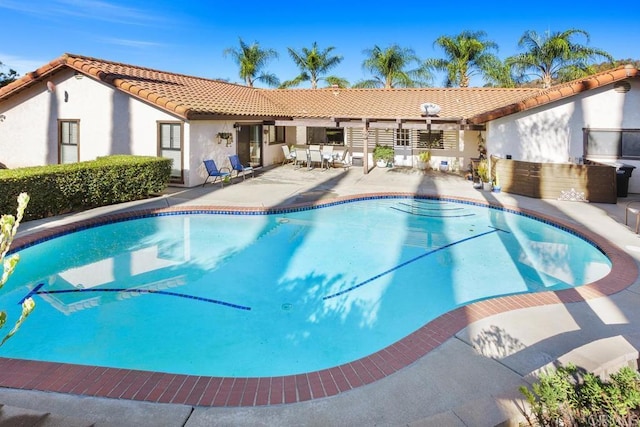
[469,65,639,123]
[261,86,543,121]
[0,54,290,119]
[0,54,637,124]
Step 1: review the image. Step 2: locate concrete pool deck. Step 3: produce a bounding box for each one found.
[2,164,640,426]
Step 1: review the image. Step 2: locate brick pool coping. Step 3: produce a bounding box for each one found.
[1,192,637,407]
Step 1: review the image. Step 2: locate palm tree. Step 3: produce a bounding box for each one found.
[425,30,500,87]
[223,38,280,88]
[354,44,431,88]
[324,76,350,88]
[481,57,518,88]
[506,29,615,89]
[280,42,344,89]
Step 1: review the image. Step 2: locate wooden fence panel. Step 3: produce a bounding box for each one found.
[492,157,617,204]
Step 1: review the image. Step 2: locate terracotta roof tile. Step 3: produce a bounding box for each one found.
[1,54,637,124]
[0,57,67,98]
[263,87,543,121]
[469,65,639,123]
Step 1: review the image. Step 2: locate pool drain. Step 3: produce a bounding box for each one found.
[281,303,292,311]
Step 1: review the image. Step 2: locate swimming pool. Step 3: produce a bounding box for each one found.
[2,196,611,378]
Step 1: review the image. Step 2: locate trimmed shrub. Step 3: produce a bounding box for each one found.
[0,155,171,221]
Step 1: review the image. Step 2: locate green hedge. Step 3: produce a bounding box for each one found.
[0,155,172,221]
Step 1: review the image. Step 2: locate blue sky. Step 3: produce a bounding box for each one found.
[0,0,635,88]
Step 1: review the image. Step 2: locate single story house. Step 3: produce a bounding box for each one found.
[0,53,638,192]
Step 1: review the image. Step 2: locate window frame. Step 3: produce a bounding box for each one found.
[418,129,444,149]
[306,127,345,146]
[584,128,640,160]
[157,121,184,183]
[395,128,410,147]
[263,125,287,145]
[58,119,80,164]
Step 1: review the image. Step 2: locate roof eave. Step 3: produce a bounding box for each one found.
[469,66,639,124]
[0,56,68,100]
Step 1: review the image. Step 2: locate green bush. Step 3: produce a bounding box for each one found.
[373,144,394,162]
[520,363,640,426]
[0,155,171,221]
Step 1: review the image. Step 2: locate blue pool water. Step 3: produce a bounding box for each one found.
[1,197,611,377]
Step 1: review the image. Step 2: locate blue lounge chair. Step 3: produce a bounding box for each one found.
[228,154,254,180]
[202,159,230,187]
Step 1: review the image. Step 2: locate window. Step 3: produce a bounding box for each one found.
[585,128,640,159]
[395,129,410,147]
[307,127,345,145]
[59,120,79,164]
[158,122,183,182]
[263,125,286,145]
[418,130,444,149]
[417,130,458,150]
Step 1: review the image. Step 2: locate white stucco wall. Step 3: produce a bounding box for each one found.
[188,120,237,187]
[0,69,180,168]
[487,79,640,193]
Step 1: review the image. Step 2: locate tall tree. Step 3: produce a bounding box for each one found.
[0,61,18,88]
[425,30,500,87]
[481,56,518,88]
[354,44,431,88]
[223,38,280,88]
[280,42,344,89]
[506,29,615,89]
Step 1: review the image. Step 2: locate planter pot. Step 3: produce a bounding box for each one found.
[376,159,388,168]
[492,185,502,193]
[482,181,491,191]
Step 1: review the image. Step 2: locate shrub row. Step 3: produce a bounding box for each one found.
[520,364,640,426]
[0,155,172,221]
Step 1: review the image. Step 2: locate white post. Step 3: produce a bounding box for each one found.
[362,119,369,174]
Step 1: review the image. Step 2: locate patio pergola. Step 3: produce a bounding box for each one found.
[276,115,486,173]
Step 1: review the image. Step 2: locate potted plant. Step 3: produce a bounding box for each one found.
[477,158,490,189]
[216,132,233,144]
[492,169,501,193]
[373,144,394,168]
[417,150,431,170]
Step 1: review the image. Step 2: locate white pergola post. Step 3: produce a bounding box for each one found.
[362,118,369,174]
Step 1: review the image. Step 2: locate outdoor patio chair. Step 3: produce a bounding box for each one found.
[202,159,231,187]
[307,148,324,170]
[332,149,350,169]
[229,154,254,180]
[322,146,334,168]
[281,145,297,166]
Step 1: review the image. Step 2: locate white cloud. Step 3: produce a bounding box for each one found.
[0,0,165,26]
[99,38,165,49]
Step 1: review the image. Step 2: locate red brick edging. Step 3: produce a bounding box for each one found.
[1,193,637,407]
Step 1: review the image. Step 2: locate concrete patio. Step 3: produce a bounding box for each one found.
[2,164,640,426]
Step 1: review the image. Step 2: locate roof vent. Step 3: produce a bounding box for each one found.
[614,81,631,93]
[420,102,441,116]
